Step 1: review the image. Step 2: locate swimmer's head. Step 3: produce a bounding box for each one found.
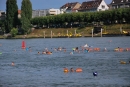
[11,62,15,66]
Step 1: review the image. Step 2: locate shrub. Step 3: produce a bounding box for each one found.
[10,28,18,37]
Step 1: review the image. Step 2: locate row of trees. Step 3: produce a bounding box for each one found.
[1,1,130,35]
[1,0,32,36]
[31,8,130,28]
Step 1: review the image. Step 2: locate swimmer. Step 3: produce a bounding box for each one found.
[64,49,66,52]
[38,51,40,54]
[93,71,98,76]
[42,51,46,54]
[70,52,73,54]
[104,48,107,51]
[11,62,15,66]
[70,68,74,72]
[46,51,52,55]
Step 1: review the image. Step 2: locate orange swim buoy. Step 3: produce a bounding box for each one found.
[94,48,100,51]
[119,48,124,52]
[75,68,82,72]
[64,68,69,72]
[46,52,52,55]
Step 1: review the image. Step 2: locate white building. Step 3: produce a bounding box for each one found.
[97,0,109,11]
[0,10,6,20]
[48,8,61,15]
[78,0,109,12]
[32,9,49,18]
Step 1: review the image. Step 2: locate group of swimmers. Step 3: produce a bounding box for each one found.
[114,47,130,52]
[64,68,83,73]
[64,67,98,76]
[38,51,52,55]
[22,45,130,55]
[36,46,130,55]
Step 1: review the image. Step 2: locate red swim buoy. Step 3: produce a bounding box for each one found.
[22,40,26,49]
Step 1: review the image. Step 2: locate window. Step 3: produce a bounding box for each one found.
[102,5,105,9]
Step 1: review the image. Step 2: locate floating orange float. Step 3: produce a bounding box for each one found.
[94,48,100,51]
[46,51,52,55]
[120,61,126,64]
[75,68,82,72]
[64,68,69,72]
[119,48,124,52]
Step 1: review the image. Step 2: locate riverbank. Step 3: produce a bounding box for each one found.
[0,24,130,39]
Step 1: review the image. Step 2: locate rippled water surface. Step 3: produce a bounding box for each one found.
[0,37,130,87]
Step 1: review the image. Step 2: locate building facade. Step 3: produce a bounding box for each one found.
[78,0,109,12]
[0,10,6,20]
[48,8,61,15]
[60,2,81,13]
[110,0,130,9]
[32,9,49,18]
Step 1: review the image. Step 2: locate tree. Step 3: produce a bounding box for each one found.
[10,28,18,37]
[21,12,30,34]
[6,0,18,33]
[21,0,32,34]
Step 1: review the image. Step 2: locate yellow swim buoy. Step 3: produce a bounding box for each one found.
[120,61,126,64]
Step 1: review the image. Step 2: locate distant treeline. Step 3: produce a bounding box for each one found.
[31,8,130,28]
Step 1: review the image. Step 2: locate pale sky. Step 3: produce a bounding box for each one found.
[0,0,112,11]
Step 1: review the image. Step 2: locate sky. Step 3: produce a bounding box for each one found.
[0,0,112,11]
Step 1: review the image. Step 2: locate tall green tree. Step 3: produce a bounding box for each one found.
[6,0,18,33]
[21,0,32,34]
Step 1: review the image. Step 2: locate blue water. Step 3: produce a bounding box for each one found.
[0,37,130,87]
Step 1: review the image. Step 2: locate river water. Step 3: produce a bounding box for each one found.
[0,37,130,87]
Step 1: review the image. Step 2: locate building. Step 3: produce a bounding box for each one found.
[60,2,81,13]
[48,8,61,15]
[32,9,49,18]
[18,10,21,18]
[78,0,109,12]
[110,0,130,9]
[0,10,6,20]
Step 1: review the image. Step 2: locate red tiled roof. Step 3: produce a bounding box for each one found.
[79,0,102,10]
[18,10,21,14]
[60,2,78,9]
